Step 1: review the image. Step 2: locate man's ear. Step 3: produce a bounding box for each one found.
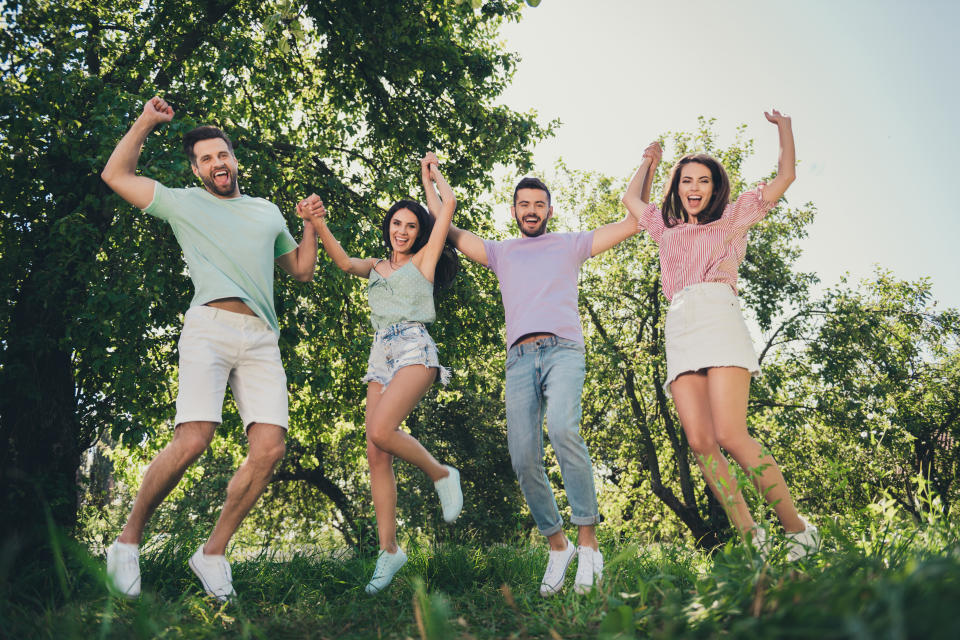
[546,205,554,220]
[190,162,199,179]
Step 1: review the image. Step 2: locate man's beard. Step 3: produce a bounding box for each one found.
[201,170,239,197]
[516,217,548,237]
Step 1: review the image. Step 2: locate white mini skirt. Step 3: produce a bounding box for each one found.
[664,282,760,397]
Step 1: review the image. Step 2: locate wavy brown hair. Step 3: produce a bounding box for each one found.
[661,154,730,228]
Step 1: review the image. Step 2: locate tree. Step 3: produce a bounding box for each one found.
[0,0,551,563]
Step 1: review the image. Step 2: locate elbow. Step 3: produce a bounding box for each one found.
[100,168,116,187]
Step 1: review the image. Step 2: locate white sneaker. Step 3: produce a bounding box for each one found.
[750,526,772,560]
[365,547,408,594]
[573,546,603,594]
[434,465,463,523]
[106,540,141,598]
[189,545,236,602]
[786,516,821,561]
[539,538,575,597]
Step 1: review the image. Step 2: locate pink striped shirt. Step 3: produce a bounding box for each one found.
[637,186,774,301]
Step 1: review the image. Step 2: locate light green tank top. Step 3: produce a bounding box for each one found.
[368,261,436,331]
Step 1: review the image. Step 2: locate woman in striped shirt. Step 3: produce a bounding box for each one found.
[621,111,819,560]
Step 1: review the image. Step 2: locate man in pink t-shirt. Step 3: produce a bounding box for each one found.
[447,177,639,596]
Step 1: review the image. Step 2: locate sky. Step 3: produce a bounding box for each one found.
[494,0,960,310]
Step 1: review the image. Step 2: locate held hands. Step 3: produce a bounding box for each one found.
[297,194,327,225]
[421,151,440,181]
[141,96,174,126]
[764,109,791,128]
[643,140,662,171]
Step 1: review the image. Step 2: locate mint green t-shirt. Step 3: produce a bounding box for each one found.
[144,183,298,334]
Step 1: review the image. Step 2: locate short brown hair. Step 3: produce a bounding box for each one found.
[183,126,234,166]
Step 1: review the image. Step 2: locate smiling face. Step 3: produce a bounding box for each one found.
[677,162,714,220]
[512,187,553,237]
[190,138,240,198]
[388,208,420,255]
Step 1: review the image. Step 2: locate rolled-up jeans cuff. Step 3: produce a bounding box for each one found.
[570,514,600,526]
[539,521,564,537]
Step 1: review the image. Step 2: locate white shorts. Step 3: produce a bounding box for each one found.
[664,282,760,397]
[175,305,289,429]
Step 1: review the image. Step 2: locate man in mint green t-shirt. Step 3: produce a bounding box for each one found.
[101,96,320,601]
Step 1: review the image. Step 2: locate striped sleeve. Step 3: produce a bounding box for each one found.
[637,202,666,244]
[726,185,776,231]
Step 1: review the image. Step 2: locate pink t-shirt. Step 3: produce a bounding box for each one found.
[637,186,774,301]
[484,231,594,348]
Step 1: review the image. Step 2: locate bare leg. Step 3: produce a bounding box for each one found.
[576,525,599,551]
[671,372,756,536]
[204,423,286,554]
[706,367,804,532]
[366,383,399,552]
[118,421,217,544]
[366,366,448,481]
[365,366,449,552]
[546,530,568,551]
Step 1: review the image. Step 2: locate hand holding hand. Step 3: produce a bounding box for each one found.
[764,109,791,128]
[297,193,327,223]
[141,96,174,126]
[421,151,439,177]
[643,140,662,169]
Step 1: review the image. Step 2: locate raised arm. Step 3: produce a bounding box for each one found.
[274,216,319,282]
[759,110,795,204]
[101,96,174,209]
[419,154,489,267]
[413,155,457,278]
[298,194,375,278]
[621,140,661,219]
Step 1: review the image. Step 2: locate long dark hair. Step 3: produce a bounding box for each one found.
[661,154,731,228]
[381,199,459,291]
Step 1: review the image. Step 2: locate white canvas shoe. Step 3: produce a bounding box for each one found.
[573,546,604,594]
[750,526,772,560]
[786,516,821,561]
[365,547,408,594]
[189,545,236,602]
[106,540,141,598]
[434,465,463,523]
[539,538,576,597]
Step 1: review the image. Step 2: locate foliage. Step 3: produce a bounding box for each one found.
[2,493,959,639]
[0,0,552,558]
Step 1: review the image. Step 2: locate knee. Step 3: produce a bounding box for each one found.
[367,424,394,451]
[251,440,286,469]
[686,432,717,458]
[509,445,541,478]
[366,440,392,467]
[172,427,213,463]
[715,430,753,456]
[547,422,583,453]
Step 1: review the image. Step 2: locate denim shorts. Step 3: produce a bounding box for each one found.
[362,321,451,390]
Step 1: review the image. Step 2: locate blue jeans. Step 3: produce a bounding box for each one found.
[505,336,600,536]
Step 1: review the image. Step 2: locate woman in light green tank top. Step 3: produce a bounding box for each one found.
[301,152,462,594]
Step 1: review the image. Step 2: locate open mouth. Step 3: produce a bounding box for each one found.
[213,168,231,186]
[523,216,540,225]
[686,195,702,209]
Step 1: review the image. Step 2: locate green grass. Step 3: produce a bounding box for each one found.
[2,517,959,639]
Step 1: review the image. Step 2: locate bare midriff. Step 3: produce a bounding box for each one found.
[204,297,256,316]
[512,332,556,347]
